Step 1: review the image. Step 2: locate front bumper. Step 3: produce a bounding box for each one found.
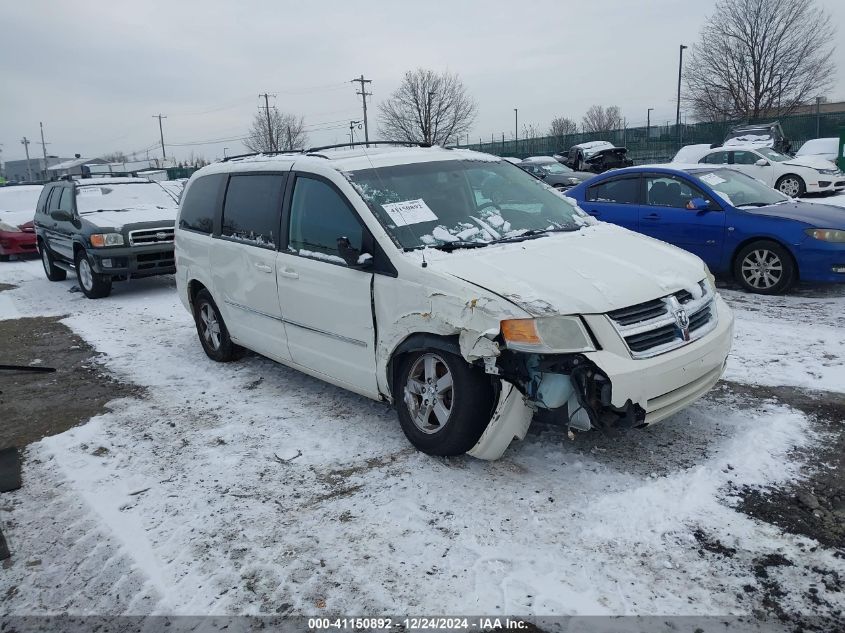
[0,230,37,256]
[807,177,845,193]
[582,294,734,424]
[795,239,845,283]
[87,242,176,278]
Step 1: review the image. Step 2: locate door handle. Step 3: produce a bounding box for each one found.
[253,263,272,273]
[644,213,661,220]
[279,268,299,279]
[586,210,600,216]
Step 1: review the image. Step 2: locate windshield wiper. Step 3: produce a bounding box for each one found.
[432,240,492,252]
[490,227,575,244]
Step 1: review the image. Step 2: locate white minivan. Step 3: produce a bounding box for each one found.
[175,144,734,459]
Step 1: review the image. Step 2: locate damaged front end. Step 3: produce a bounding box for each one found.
[466,317,646,460]
[495,351,644,432]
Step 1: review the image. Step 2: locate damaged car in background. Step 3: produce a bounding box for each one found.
[175,144,734,460]
[561,140,634,173]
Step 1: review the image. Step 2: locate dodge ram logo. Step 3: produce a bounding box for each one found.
[674,309,690,340]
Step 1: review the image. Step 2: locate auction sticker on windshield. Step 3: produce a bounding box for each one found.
[77,187,104,196]
[381,199,438,226]
[699,173,726,186]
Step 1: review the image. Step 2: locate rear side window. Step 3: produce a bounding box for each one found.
[180,175,224,234]
[586,177,639,204]
[58,188,73,212]
[47,187,62,212]
[288,176,362,261]
[701,151,729,165]
[221,174,284,248]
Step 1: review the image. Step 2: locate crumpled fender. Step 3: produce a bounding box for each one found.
[467,381,533,460]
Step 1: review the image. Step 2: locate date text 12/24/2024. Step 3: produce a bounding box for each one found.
[307,617,530,630]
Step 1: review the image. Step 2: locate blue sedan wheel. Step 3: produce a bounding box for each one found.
[733,240,796,294]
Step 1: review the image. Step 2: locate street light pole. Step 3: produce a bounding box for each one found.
[676,44,688,143]
[514,108,518,154]
[647,108,654,142]
[223,147,228,158]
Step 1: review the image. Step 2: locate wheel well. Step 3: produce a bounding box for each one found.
[187,280,207,307]
[387,333,462,399]
[72,242,85,259]
[776,173,804,185]
[731,237,800,280]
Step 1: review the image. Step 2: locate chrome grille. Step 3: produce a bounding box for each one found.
[128,226,175,247]
[607,282,718,359]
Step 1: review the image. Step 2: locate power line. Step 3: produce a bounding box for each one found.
[351,75,372,147]
[152,114,167,159]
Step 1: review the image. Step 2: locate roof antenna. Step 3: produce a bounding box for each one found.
[421,249,428,268]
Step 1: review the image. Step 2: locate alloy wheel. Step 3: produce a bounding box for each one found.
[41,247,51,274]
[741,249,783,289]
[78,257,94,291]
[403,353,454,434]
[199,303,221,350]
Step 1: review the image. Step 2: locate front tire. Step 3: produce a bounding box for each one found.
[0,254,10,262]
[75,249,112,299]
[193,289,241,362]
[395,350,495,456]
[775,174,805,198]
[733,240,796,294]
[40,242,67,281]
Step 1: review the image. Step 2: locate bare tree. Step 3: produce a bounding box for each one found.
[581,105,623,133]
[684,0,836,120]
[101,151,128,163]
[378,69,477,145]
[244,108,308,152]
[548,116,578,137]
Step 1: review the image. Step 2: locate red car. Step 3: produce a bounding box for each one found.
[0,184,43,261]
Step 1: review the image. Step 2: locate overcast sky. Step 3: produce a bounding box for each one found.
[2,0,843,164]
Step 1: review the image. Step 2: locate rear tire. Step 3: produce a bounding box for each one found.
[75,249,112,299]
[775,174,805,198]
[733,240,796,294]
[395,349,495,456]
[193,289,242,362]
[0,254,10,262]
[40,243,67,281]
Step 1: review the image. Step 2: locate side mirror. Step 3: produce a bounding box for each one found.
[336,236,372,268]
[755,158,769,166]
[50,209,73,222]
[688,197,710,211]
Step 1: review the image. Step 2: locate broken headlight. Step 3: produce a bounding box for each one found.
[501,316,596,353]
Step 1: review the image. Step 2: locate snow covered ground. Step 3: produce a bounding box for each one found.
[0,250,844,620]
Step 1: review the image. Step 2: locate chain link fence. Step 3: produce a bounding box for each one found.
[459,112,845,164]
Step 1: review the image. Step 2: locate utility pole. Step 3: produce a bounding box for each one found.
[21,137,32,182]
[223,147,229,158]
[676,44,688,144]
[153,114,167,160]
[348,120,362,146]
[351,75,372,147]
[258,93,276,152]
[39,122,50,179]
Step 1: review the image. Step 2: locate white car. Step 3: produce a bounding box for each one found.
[175,144,733,460]
[696,145,844,197]
[795,137,840,164]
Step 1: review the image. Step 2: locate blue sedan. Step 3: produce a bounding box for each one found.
[565,165,845,294]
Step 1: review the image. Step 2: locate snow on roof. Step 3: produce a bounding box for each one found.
[195,146,502,178]
[47,157,103,171]
[722,134,773,148]
[74,176,154,185]
[521,156,557,163]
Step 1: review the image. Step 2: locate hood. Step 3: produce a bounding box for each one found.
[743,201,845,228]
[80,205,178,230]
[782,155,840,171]
[432,223,707,316]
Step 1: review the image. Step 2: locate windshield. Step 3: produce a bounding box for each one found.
[756,147,790,163]
[346,159,592,249]
[690,168,789,207]
[75,182,178,214]
[536,162,573,174]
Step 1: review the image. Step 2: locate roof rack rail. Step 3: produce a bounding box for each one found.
[304,140,434,154]
[220,141,441,163]
[221,150,303,162]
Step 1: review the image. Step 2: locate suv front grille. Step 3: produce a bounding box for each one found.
[607,282,718,359]
[128,226,175,247]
